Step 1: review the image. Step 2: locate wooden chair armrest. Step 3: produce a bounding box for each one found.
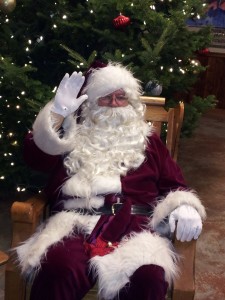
[5,192,48,300]
[172,238,197,300]
[10,192,48,247]
[0,250,9,266]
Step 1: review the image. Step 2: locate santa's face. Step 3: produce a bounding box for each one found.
[97,89,129,107]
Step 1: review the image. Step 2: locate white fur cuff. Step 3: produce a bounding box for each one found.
[32,101,77,155]
[150,190,206,229]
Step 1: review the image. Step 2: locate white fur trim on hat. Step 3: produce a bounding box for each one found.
[32,101,77,155]
[15,211,100,275]
[82,62,142,106]
[90,231,178,300]
[150,189,206,230]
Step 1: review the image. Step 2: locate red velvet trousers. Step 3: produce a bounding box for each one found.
[30,235,168,300]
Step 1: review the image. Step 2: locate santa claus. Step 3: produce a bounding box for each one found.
[16,62,206,300]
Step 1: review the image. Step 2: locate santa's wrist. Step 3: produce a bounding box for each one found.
[50,111,65,131]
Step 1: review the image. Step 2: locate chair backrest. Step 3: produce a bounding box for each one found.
[140,96,184,162]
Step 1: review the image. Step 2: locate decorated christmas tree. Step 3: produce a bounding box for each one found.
[0,0,216,192]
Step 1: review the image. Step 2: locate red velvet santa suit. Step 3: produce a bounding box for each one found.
[16,64,206,300]
[18,129,205,300]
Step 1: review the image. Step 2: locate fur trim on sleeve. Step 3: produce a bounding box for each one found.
[150,189,206,230]
[32,101,78,155]
[90,231,178,300]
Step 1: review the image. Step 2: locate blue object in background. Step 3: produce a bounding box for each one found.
[187,7,225,28]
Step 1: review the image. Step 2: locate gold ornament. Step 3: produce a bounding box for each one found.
[0,0,16,13]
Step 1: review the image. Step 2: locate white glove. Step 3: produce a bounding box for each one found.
[52,71,88,117]
[169,204,202,242]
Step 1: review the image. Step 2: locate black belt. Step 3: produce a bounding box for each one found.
[68,203,153,216]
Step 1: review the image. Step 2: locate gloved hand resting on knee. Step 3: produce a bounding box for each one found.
[169,204,202,242]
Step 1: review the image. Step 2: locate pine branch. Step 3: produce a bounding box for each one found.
[60,44,88,66]
[153,21,177,56]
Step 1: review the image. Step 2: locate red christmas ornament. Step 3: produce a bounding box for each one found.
[198,48,210,55]
[113,14,130,29]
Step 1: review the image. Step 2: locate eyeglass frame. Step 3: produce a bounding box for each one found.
[97,89,129,107]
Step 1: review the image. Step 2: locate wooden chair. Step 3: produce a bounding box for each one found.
[140,96,184,162]
[5,97,196,300]
[0,251,9,266]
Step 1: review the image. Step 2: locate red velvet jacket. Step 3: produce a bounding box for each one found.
[24,132,187,210]
[23,131,188,245]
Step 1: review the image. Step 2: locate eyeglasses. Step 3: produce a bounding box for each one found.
[98,94,128,104]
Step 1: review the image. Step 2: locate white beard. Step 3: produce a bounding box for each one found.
[62,103,151,202]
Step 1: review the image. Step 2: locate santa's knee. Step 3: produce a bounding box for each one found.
[118,264,168,300]
[133,264,167,284]
[130,264,168,295]
[41,258,73,280]
[31,247,92,300]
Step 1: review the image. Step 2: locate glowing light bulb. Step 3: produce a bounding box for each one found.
[179,68,185,74]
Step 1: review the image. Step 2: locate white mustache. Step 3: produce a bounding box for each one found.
[87,105,138,127]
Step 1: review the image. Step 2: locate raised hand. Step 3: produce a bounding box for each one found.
[52,71,88,117]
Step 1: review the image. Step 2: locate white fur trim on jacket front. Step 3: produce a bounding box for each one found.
[32,101,77,155]
[62,174,121,198]
[150,189,206,230]
[90,231,178,300]
[15,211,100,275]
[63,196,105,210]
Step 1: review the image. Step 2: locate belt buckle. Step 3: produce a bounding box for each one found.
[111,200,123,215]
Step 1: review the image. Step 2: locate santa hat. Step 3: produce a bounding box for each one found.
[81,61,143,107]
